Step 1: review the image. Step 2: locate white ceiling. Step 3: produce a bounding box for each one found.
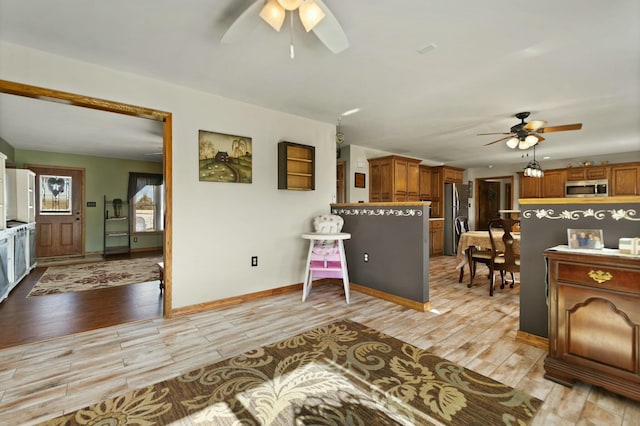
[0,0,639,168]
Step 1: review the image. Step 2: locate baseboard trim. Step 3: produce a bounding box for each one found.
[170,283,303,317]
[350,283,431,312]
[516,330,548,350]
[170,279,432,317]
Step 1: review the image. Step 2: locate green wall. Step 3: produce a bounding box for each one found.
[0,137,15,162]
[12,149,163,254]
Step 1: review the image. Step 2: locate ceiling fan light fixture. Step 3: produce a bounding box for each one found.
[277,0,303,11]
[506,137,519,149]
[525,134,539,146]
[518,139,532,150]
[260,0,286,32]
[299,0,325,32]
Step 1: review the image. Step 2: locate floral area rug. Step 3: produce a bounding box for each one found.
[27,256,163,297]
[38,319,541,425]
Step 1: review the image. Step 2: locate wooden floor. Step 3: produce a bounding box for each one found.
[0,251,164,350]
[0,256,638,425]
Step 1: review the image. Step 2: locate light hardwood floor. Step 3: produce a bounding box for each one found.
[0,256,638,425]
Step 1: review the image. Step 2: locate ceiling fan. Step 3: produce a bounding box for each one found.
[221,0,348,58]
[480,112,583,150]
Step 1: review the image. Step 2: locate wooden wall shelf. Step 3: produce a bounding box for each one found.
[278,141,315,190]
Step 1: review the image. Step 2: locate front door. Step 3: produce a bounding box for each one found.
[27,164,84,258]
[477,180,500,230]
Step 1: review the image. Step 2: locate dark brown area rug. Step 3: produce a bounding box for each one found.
[28,256,163,297]
[38,319,541,425]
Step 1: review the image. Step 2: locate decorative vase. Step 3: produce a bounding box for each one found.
[112,198,123,218]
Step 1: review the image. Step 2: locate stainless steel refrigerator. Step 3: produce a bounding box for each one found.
[443,182,469,256]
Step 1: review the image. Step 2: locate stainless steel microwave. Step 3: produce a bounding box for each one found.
[565,179,608,197]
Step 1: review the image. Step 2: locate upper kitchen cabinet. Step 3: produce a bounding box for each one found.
[519,170,566,198]
[541,169,567,198]
[518,172,542,198]
[441,166,464,184]
[419,165,432,199]
[610,163,640,196]
[566,166,609,181]
[369,155,421,202]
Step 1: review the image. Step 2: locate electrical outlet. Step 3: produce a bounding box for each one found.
[133,237,138,242]
[363,253,369,262]
[251,256,258,267]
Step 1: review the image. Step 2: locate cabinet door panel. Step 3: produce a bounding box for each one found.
[394,160,408,194]
[542,170,566,198]
[611,166,639,196]
[558,285,638,373]
[419,166,432,198]
[407,162,420,196]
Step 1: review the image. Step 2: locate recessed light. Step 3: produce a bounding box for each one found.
[543,156,551,160]
[417,43,438,55]
[488,165,493,169]
[341,108,360,116]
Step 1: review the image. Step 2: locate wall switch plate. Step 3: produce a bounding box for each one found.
[133,237,138,242]
[363,253,369,262]
[251,256,258,267]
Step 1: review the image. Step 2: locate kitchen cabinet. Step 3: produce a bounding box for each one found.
[442,166,464,183]
[368,155,421,202]
[518,172,541,198]
[430,167,443,218]
[566,166,609,181]
[610,163,640,196]
[5,168,36,223]
[278,141,315,190]
[429,220,444,257]
[541,169,566,198]
[419,165,432,199]
[544,249,640,401]
[104,196,130,256]
[0,152,6,230]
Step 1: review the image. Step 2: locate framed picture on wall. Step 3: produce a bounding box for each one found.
[567,228,604,249]
[198,130,252,183]
[354,172,366,188]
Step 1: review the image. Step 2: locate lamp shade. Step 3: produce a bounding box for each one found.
[524,134,539,146]
[277,0,303,10]
[299,0,325,31]
[506,137,519,149]
[260,0,286,31]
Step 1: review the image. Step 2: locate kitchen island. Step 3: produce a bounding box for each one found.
[331,202,431,311]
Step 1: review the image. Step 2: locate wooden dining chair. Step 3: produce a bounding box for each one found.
[487,218,520,296]
[455,216,469,283]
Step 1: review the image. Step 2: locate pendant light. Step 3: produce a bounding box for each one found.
[523,145,544,178]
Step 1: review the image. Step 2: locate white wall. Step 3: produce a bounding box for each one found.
[0,41,336,309]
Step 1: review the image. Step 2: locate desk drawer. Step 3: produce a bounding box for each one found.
[557,261,640,293]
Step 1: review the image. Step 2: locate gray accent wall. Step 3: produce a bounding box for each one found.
[332,203,430,303]
[520,200,640,338]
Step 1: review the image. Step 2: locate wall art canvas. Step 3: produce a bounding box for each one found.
[567,228,604,249]
[40,175,72,215]
[199,130,252,183]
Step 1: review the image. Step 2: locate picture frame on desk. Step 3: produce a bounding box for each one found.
[568,228,604,249]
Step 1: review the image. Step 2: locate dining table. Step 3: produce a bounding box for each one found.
[455,229,521,273]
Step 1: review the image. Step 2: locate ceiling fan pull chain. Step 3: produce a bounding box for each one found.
[289,11,295,59]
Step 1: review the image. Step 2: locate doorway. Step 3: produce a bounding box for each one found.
[336,161,346,203]
[0,80,173,339]
[475,176,514,230]
[27,165,85,258]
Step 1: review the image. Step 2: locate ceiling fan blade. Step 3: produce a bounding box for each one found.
[524,120,547,131]
[221,0,264,44]
[477,132,513,136]
[537,123,583,133]
[484,136,513,146]
[311,0,349,53]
